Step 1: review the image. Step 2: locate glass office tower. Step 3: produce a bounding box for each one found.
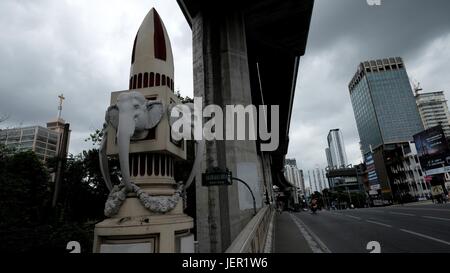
[349,57,424,155]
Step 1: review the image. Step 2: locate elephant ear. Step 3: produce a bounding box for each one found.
[146,101,164,129]
[106,104,119,130]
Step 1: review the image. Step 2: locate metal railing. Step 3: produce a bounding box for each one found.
[225,206,275,253]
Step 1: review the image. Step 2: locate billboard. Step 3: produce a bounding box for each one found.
[413,125,450,176]
[364,153,381,192]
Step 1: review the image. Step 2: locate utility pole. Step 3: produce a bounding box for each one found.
[347,186,353,207]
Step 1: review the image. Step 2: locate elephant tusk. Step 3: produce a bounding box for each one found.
[99,124,113,192]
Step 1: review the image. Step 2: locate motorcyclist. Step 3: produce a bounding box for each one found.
[310,198,318,214]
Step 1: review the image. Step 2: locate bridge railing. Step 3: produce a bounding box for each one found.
[225,205,275,253]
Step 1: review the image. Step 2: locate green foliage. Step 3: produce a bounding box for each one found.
[176,90,194,104]
[85,129,103,146]
[0,151,51,226]
[0,141,117,252]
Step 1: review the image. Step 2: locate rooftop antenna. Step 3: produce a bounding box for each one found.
[57,93,65,120]
[413,80,422,96]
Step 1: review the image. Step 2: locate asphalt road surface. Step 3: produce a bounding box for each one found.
[290,203,450,253]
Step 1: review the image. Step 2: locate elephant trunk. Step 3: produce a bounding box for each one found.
[117,112,136,192]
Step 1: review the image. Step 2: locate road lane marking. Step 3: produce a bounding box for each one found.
[393,208,450,212]
[400,229,450,246]
[366,220,392,228]
[346,215,362,220]
[423,216,450,222]
[366,210,385,213]
[290,214,332,253]
[389,212,415,216]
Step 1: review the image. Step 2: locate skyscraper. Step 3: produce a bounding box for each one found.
[325,148,332,167]
[285,158,298,168]
[349,57,425,203]
[326,129,348,168]
[284,158,305,193]
[349,57,424,155]
[415,90,450,138]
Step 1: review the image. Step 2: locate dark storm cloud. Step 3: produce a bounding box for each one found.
[0,0,192,154]
[288,0,450,185]
[1,0,450,187]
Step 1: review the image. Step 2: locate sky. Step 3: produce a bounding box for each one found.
[1,0,450,188]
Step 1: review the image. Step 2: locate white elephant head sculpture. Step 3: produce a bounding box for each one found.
[99,91,164,192]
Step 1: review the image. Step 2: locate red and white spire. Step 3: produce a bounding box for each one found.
[129,8,174,91]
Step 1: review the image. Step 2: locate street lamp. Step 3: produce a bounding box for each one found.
[347,186,353,208]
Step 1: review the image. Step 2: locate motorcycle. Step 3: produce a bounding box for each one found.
[311,204,318,214]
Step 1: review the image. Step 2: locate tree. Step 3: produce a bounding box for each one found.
[85,129,103,146]
[0,150,54,252]
[176,90,194,104]
[0,134,120,252]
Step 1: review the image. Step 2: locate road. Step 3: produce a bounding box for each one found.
[286,203,450,253]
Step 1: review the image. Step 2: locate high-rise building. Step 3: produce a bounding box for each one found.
[349,57,424,155]
[284,159,306,205]
[327,129,348,168]
[0,118,70,162]
[284,158,305,194]
[285,158,298,168]
[415,90,450,138]
[325,148,332,168]
[309,167,328,192]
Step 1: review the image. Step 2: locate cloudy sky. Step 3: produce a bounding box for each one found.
[1,0,450,187]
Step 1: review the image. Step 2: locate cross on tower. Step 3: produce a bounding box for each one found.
[58,93,65,120]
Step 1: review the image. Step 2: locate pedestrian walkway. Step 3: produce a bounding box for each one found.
[274,212,312,253]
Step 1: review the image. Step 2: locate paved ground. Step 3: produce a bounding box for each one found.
[275,203,450,253]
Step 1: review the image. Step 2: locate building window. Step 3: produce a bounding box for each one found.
[156,73,160,86]
[147,154,153,176]
[161,154,166,176]
[138,73,143,89]
[129,77,133,89]
[144,73,149,88]
[166,77,171,88]
[150,72,155,87]
[162,75,166,86]
[140,154,146,176]
[133,75,137,89]
[154,154,160,176]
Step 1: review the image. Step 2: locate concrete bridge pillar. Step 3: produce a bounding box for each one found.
[192,9,263,253]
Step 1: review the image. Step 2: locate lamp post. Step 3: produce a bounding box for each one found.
[347,186,352,208]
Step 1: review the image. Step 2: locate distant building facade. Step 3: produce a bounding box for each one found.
[0,118,71,162]
[284,159,306,195]
[349,57,425,203]
[310,168,329,193]
[325,147,332,167]
[285,158,298,168]
[326,165,366,208]
[326,129,348,168]
[349,57,424,155]
[416,91,450,138]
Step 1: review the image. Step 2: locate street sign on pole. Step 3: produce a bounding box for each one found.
[202,168,232,187]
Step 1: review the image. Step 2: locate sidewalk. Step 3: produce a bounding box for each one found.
[274,212,312,253]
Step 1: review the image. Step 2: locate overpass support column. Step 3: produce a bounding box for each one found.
[192,9,263,253]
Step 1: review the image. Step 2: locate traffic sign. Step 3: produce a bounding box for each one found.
[202,168,232,186]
